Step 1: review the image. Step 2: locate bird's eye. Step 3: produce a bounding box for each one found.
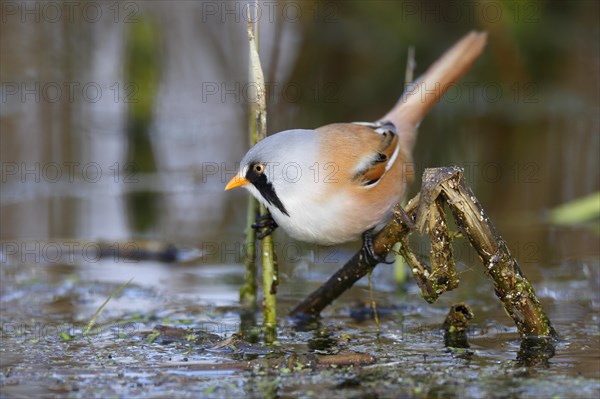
[254,164,264,174]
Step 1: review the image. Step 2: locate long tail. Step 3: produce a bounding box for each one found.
[380,31,487,152]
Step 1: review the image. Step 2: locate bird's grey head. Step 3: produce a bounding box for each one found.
[238,129,319,217]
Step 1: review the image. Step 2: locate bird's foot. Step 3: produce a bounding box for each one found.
[252,212,278,239]
[360,228,394,265]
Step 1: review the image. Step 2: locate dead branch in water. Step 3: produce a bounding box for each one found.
[291,166,557,340]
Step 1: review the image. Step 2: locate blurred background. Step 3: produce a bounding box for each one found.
[1,0,598,317]
[1,0,597,242]
[1,1,599,395]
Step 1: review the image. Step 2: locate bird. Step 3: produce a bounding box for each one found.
[225,31,487,261]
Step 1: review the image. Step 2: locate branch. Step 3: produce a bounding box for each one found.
[291,167,557,340]
[434,167,557,339]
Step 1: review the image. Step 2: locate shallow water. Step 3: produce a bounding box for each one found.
[1,223,598,398]
[1,1,599,398]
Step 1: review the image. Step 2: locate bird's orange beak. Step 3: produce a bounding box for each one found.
[224,174,249,191]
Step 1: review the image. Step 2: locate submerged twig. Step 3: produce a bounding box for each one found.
[367,271,380,333]
[442,302,474,348]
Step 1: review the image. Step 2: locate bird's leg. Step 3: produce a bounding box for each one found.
[359,228,394,265]
[252,211,278,239]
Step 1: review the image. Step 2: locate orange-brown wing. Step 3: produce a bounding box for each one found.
[353,124,399,186]
[316,122,400,187]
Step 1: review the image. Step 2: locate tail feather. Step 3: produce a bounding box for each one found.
[380,31,487,151]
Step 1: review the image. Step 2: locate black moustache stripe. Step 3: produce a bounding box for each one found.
[247,170,290,217]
